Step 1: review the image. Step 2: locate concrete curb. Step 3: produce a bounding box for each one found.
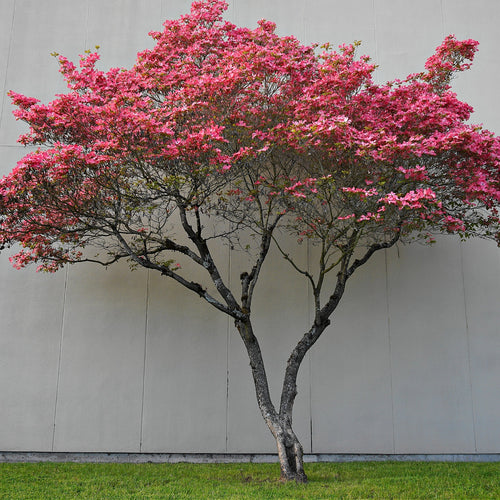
[1,452,499,464]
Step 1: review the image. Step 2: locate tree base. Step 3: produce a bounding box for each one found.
[280,471,308,483]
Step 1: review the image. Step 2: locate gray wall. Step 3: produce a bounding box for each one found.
[1,0,499,454]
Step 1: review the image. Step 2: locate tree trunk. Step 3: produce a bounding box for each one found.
[235,318,308,482]
[275,322,330,482]
[273,417,307,482]
[232,240,398,482]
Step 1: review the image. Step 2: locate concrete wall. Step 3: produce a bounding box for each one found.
[0,0,499,454]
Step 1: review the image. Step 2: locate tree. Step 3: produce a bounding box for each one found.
[1,0,499,482]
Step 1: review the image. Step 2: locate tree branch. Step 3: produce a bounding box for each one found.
[110,224,244,319]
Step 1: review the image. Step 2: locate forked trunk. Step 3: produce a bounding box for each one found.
[273,419,307,482]
[235,318,308,482]
[233,237,394,482]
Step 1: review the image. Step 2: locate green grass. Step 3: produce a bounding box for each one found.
[0,461,499,499]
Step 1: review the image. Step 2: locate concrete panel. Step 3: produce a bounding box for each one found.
[0,0,88,145]
[373,0,444,82]
[442,0,500,43]
[162,0,215,21]
[461,240,500,452]
[233,0,306,39]
[0,144,24,176]
[141,252,228,453]
[52,262,148,452]
[387,238,476,453]
[0,151,66,450]
[310,250,394,453]
[227,235,311,453]
[0,257,65,450]
[1,0,500,456]
[303,0,376,56]
[87,0,162,69]
[0,0,15,132]
[442,0,500,129]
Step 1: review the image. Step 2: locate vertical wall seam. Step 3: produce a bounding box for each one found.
[441,0,477,453]
[372,0,379,63]
[439,0,446,39]
[139,269,151,452]
[0,0,16,134]
[84,0,90,50]
[384,250,396,454]
[307,240,313,454]
[459,242,478,452]
[302,0,307,43]
[302,0,313,455]
[139,0,165,453]
[225,243,231,453]
[51,266,69,452]
[374,0,395,454]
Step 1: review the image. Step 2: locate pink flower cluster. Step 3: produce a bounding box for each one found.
[1,0,499,270]
[380,188,437,210]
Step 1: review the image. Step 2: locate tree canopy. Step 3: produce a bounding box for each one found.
[1,0,499,482]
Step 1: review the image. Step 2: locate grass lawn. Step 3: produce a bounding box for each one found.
[0,461,499,499]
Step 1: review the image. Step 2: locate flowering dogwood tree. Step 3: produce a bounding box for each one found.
[1,0,499,482]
